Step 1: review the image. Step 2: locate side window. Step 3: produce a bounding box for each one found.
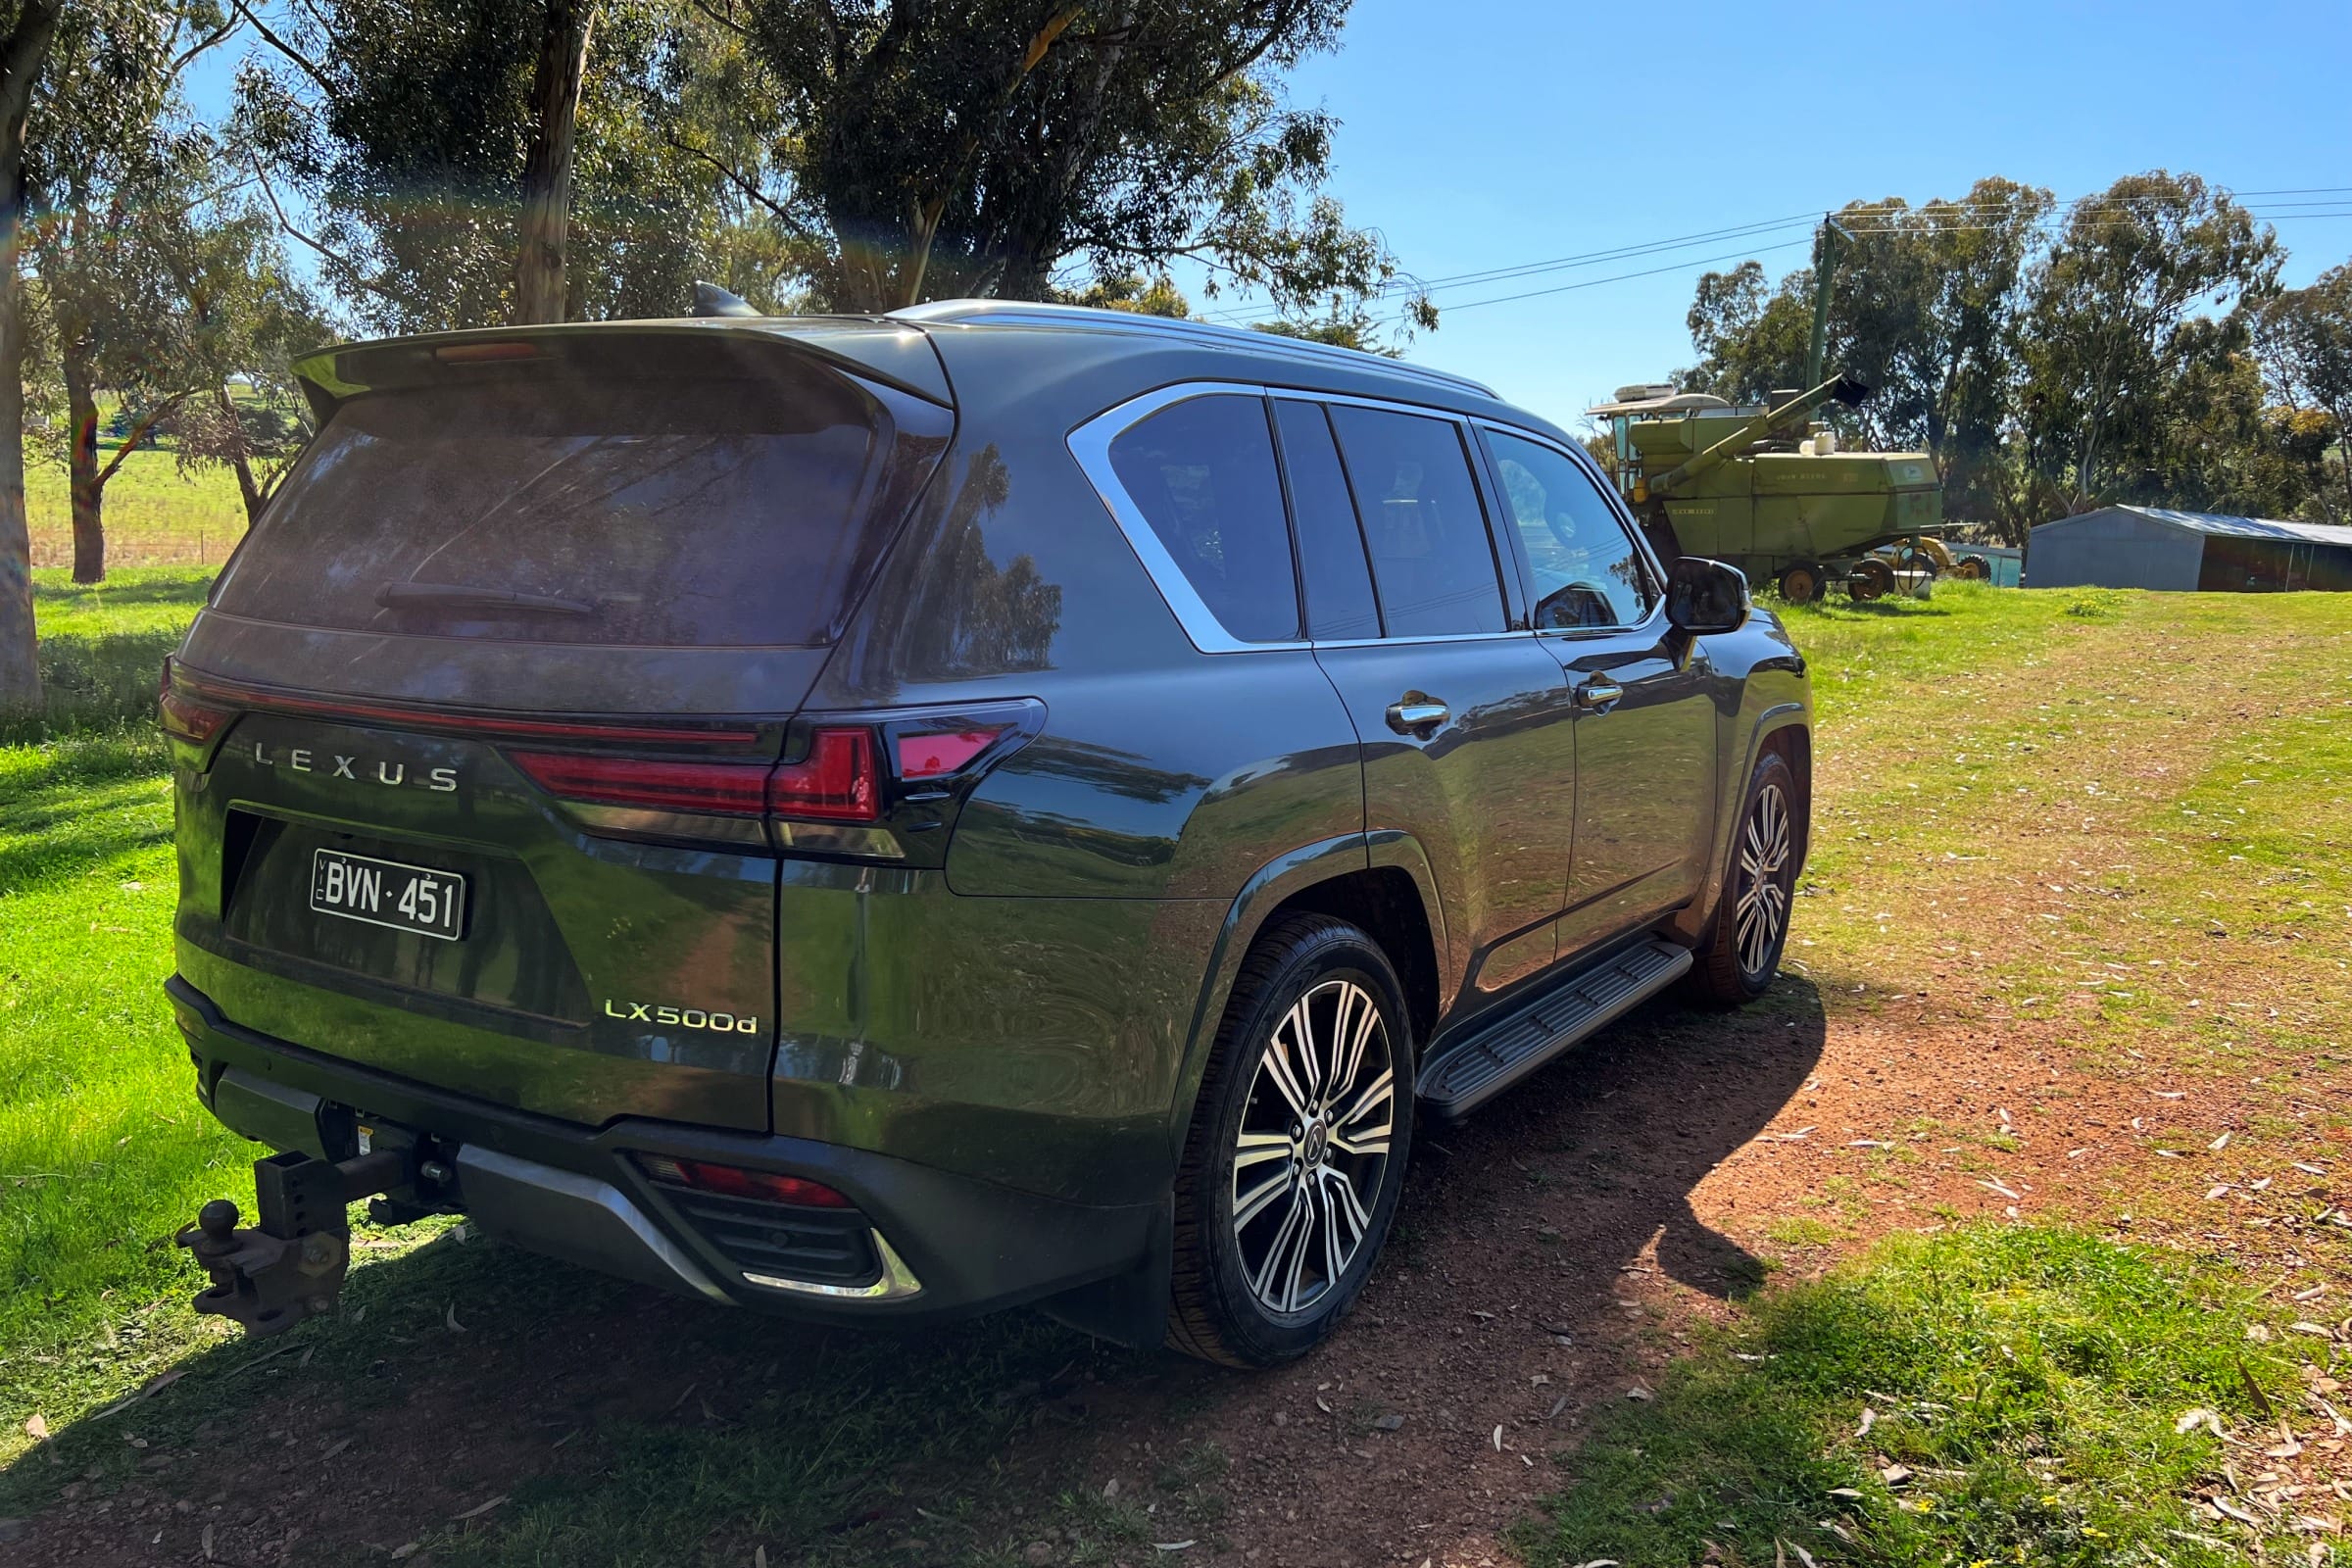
[1486,430,1657,629]
[1271,400,1381,641]
[1326,406,1507,638]
[1107,394,1300,644]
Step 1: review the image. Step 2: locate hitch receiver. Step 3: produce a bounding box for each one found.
[176,1148,414,1337]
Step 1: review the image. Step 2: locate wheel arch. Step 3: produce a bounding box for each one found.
[1167,834,1446,1162]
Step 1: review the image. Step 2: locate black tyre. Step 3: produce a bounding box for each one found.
[1687,749,1805,1005]
[1776,564,1824,605]
[1846,558,1895,602]
[1953,555,1991,581]
[1168,915,1413,1367]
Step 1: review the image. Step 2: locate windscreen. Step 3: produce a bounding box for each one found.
[214,367,896,648]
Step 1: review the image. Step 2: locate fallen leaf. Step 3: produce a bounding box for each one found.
[320,1437,352,1462]
[203,1524,216,1560]
[1493,1424,1505,1450]
[390,1545,417,1562]
[24,1413,46,1441]
[445,1301,466,1333]
[451,1494,509,1522]
[1855,1407,1877,1440]
[2213,1133,2233,1151]
[2208,1186,2231,1200]
[1152,1542,1197,1552]
[1624,1386,1653,1402]
[2178,1408,2223,1436]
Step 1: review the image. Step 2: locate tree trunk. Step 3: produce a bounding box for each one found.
[0,1,65,719]
[511,0,596,326]
[64,358,103,584]
[216,385,267,523]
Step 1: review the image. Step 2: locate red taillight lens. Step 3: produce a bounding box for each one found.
[508,751,771,816]
[158,658,232,744]
[896,727,1006,780]
[635,1154,855,1208]
[767,727,879,822]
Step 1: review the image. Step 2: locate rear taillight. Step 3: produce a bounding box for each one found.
[634,1154,855,1209]
[507,752,773,816]
[764,727,879,821]
[511,725,880,824]
[158,657,233,745]
[509,701,1041,862]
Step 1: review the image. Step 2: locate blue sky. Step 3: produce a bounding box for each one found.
[1198,0,2352,424]
[186,0,2350,427]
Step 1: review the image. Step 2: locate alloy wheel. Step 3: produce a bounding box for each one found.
[1230,978,1396,1316]
[1734,781,1793,978]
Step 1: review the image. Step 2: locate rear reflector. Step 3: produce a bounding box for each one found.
[896,727,1005,780]
[635,1154,856,1208]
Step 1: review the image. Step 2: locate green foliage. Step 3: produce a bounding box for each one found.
[1678,172,2338,537]
[1518,1225,2306,1568]
[736,0,1409,320]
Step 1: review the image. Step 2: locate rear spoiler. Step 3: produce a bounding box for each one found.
[289,318,956,421]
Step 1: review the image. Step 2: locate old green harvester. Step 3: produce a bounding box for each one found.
[1592,220,1984,603]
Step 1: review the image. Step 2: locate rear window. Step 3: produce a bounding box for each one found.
[214,369,900,647]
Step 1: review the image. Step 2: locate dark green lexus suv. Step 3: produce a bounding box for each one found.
[162,300,1810,1365]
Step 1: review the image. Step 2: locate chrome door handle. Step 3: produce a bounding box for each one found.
[1385,700,1448,735]
[1576,679,1625,710]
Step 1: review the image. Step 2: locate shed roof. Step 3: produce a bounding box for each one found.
[2035,505,2352,546]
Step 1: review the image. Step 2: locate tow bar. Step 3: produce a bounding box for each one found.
[176,1145,431,1337]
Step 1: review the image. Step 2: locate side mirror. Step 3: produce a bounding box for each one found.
[1666,557,1750,636]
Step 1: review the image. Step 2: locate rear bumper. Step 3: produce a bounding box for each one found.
[169,976,1168,1330]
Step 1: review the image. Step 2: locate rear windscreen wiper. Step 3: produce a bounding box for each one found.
[375,582,596,617]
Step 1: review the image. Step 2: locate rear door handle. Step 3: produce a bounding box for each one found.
[1386,699,1448,735]
[1576,679,1625,710]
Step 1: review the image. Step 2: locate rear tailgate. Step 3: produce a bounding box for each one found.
[170,325,951,1133]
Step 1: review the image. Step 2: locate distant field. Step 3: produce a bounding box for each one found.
[25,440,252,571]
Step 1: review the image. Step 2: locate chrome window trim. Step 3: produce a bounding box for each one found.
[1474,418,1672,640]
[742,1231,925,1301]
[1070,380,1534,655]
[1068,381,1312,656]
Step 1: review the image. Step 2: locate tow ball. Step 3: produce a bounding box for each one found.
[175,1146,425,1337]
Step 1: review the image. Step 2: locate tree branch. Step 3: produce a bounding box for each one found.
[96,394,191,489]
[171,14,244,75]
[250,157,406,306]
[684,0,752,42]
[229,0,336,96]
[660,131,810,236]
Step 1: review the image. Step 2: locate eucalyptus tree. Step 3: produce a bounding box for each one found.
[2018,171,2279,513]
[0,0,63,716]
[2254,263,2352,522]
[735,0,1416,318]
[26,0,244,581]
[233,0,738,330]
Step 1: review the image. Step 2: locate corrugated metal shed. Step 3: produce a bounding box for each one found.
[2029,506,2352,592]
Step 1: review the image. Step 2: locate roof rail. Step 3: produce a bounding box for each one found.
[887,299,1497,400]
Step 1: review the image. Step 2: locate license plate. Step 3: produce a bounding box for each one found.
[310,849,466,941]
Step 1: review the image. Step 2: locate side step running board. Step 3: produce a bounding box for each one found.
[1415,936,1692,1121]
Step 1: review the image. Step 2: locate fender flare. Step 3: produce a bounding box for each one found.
[1163,830,1446,1161]
[1677,701,1810,946]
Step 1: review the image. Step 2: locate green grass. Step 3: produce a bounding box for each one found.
[3,577,2350,1562]
[4,568,219,742]
[1514,1225,2319,1568]
[26,447,248,570]
[0,570,259,1447]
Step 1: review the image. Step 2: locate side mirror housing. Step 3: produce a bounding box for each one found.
[1666,557,1750,636]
